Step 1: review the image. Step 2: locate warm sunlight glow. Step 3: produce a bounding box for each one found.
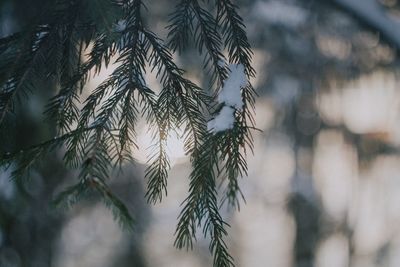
[134,123,187,167]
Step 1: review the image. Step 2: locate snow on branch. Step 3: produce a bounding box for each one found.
[208,63,248,132]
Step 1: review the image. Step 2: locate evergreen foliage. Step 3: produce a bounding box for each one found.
[0,0,255,266]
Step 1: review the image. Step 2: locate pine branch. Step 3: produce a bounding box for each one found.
[0,32,21,55]
[216,0,255,77]
[95,178,135,230]
[212,1,256,209]
[167,0,194,52]
[0,28,46,125]
[168,0,228,87]
[52,179,90,209]
[45,16,123,134]
[142,28,210,203]
[216,124,248,208]
[143,29,209,155]
[0,1,257,265]
[0,125,96,180]
[117,89,138,166]
[174,134,234,267]
[0,1,82,126]
[190,0,228,87]
[52,174,135,230]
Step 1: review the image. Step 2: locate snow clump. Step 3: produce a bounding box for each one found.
[208,64,248,133]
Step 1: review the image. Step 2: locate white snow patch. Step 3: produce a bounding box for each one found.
[252,1,308,28]
[218,64,247,110]
[207,106,235,132]
[208,63,247,133]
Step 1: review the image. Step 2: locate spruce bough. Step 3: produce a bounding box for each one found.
[0,0,256,266]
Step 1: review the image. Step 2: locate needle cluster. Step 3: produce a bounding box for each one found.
[0,1,255,266]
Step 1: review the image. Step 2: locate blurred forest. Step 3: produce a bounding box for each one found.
[2,0,400,266]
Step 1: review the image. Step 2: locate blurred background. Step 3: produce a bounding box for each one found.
[2,0,400,266]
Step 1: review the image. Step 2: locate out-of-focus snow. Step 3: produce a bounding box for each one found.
[333,0,400,49]
[272,75,300,105]
[252,1,308,28]
[208,64,247,133]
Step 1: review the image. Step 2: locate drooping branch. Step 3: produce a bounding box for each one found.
[0,1,257,266]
